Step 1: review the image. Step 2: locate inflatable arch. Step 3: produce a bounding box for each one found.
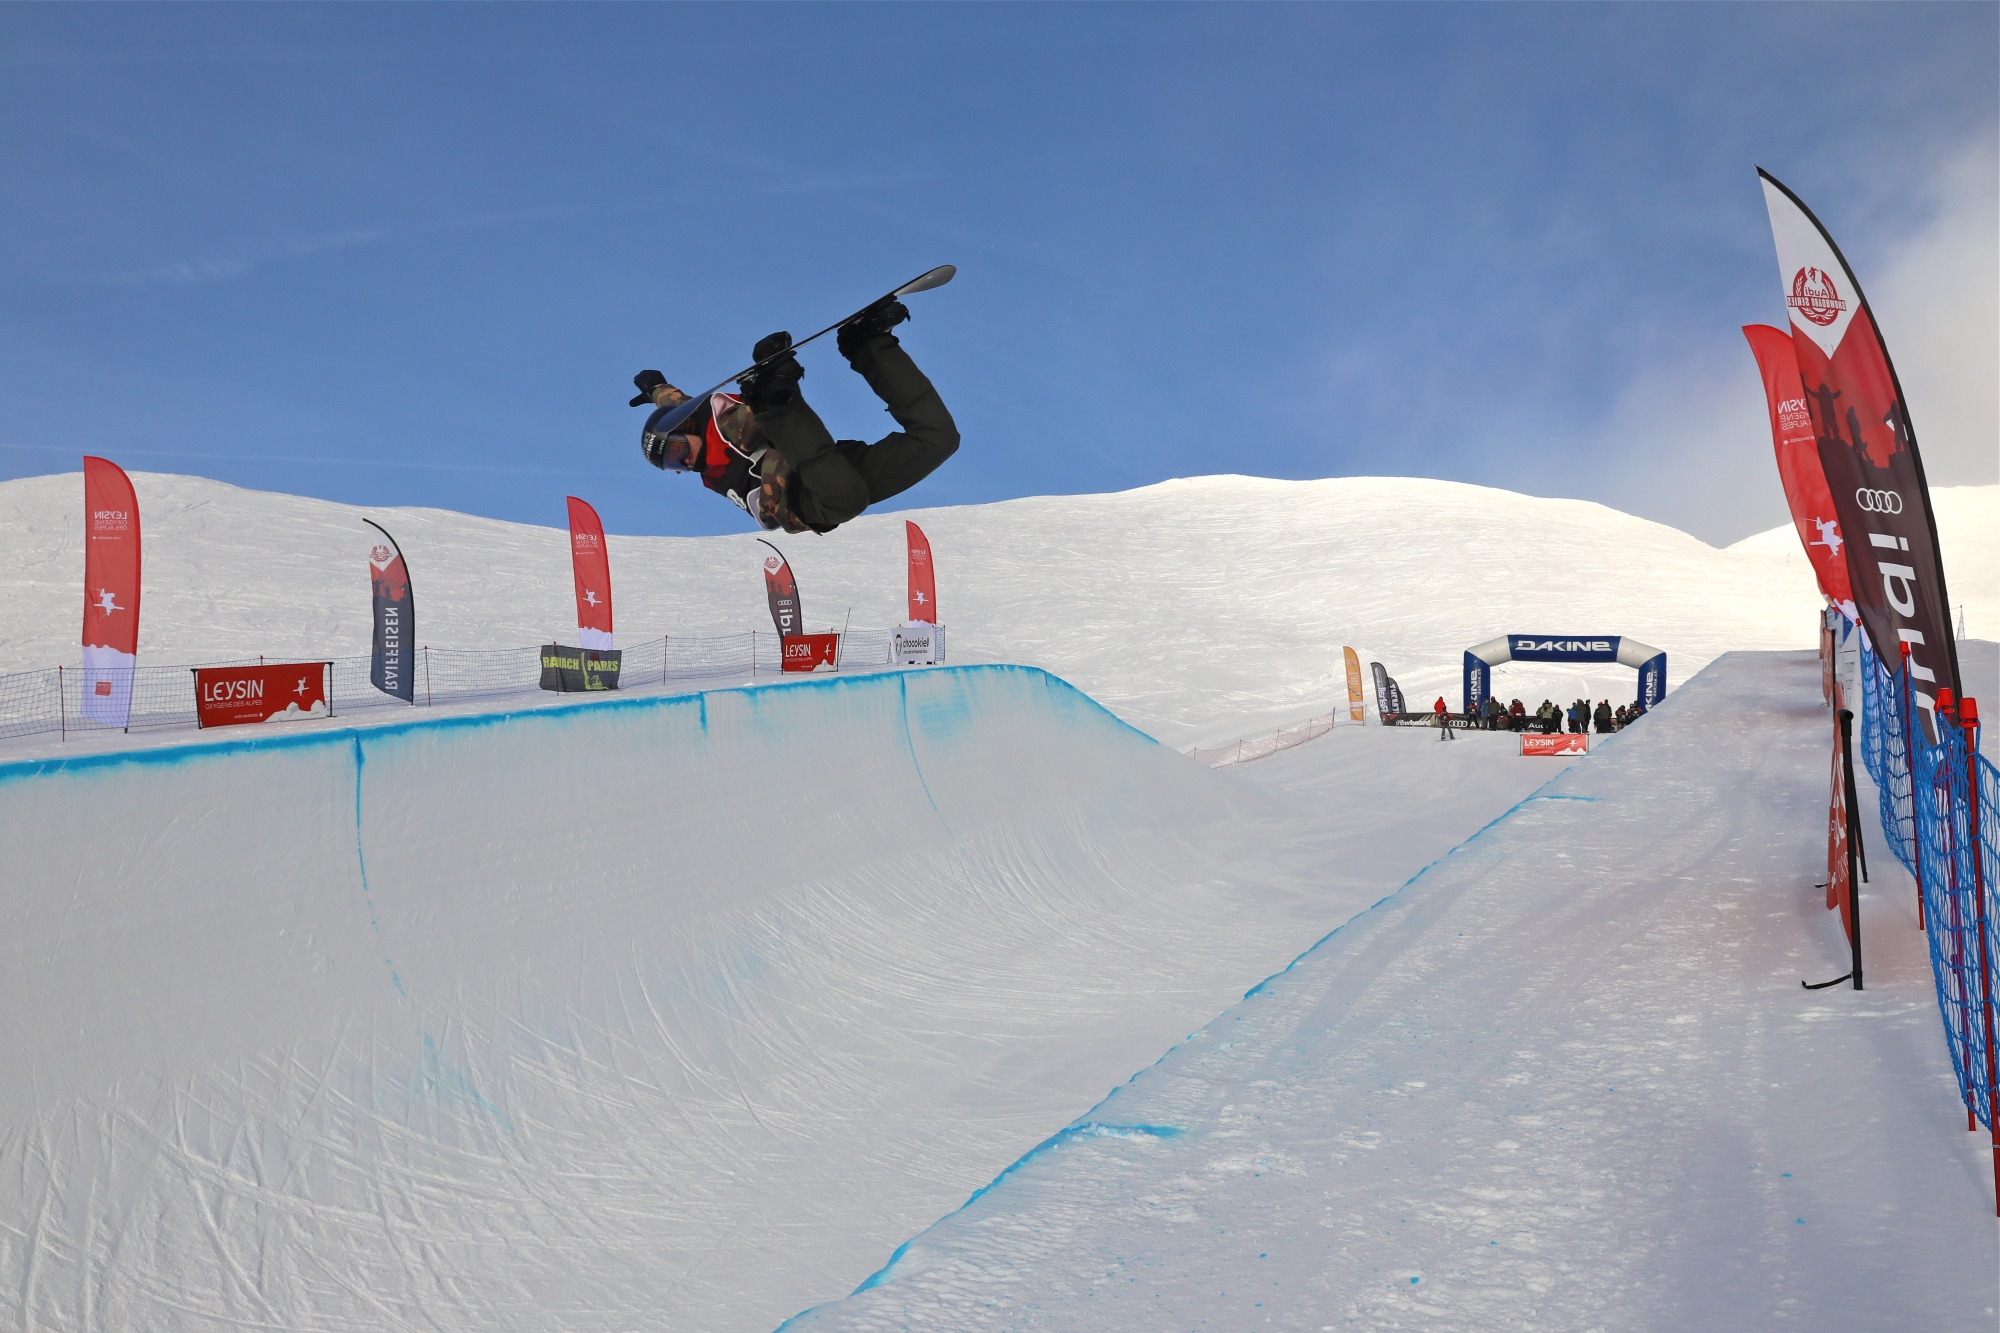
[1463,634,1666,715]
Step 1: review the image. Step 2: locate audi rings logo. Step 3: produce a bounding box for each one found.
[1854,488,1903,514]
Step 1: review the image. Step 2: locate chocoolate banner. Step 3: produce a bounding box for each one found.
[1760,169,1960,733]
[364,520,416,702]
[81,456,142,727]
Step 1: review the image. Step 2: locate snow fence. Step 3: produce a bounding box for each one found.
[0,627,932,744]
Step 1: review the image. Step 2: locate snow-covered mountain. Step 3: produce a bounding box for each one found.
[1,470,1992,749]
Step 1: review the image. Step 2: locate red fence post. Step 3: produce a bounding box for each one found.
[1901,643,1926,929]
[1958,699,2000,1213]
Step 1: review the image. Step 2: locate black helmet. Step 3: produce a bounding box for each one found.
[641,398,712,471]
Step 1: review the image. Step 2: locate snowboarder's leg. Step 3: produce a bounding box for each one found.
[844,339,959,505]
[750,395,871,530]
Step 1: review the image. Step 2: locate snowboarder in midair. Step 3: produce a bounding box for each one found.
[631,300,958,534]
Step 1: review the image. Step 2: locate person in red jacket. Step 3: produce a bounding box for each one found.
[1432,696,1454,741]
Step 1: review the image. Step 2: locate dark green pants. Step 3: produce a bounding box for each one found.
[750,339,959,531]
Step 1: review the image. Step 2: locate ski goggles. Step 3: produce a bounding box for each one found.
[642,400,712,472]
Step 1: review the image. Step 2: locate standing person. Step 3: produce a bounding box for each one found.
[1574,697,1591,734]
[1594,699,1615,734]
[633,299,959,534]
[1433,696,1454,740]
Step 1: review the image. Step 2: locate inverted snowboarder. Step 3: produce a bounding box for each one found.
[632,299,958,534]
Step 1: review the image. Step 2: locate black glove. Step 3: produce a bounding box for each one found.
[739,331,803,411]
[630,369,667,408]
[836,299,909,362]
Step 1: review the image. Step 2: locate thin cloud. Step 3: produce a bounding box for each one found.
[0,441,618,478]
[1593,135,1998,545]
[109,226,388,286]
[101,194,689,288]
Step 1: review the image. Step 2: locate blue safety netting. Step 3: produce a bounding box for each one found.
[1857,631,1999,1128]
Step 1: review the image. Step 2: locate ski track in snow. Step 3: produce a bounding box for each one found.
[1,471,1993,751]
[784,652,1996,1332]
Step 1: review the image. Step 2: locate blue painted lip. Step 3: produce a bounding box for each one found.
[0,662,1161,788]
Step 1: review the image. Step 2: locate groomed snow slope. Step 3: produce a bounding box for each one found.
[0,663,1573,1333]
[4,470,1992,750]
[785,651,1997,1333]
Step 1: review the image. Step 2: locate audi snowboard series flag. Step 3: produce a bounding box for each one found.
[1760,170,1960,735]
[566,496,614,651]
[761,542,801,638]
[364,520,416,703]
[906,521,937,624]
[1742,322,1855,618]
[81,456,142,728]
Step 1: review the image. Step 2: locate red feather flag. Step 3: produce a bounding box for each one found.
[81,456,141,727]
[906,521,937,624]
[566,497,614,650]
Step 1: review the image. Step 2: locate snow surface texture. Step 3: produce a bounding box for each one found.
[3,471,1992,750]
[0,664,1574,1333]
[786,651,1997,1332]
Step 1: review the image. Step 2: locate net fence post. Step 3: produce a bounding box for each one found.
[57,665,65,741]
[423,645,432,707]
[1960,700,2000,1211]
[1901,644,1924,927]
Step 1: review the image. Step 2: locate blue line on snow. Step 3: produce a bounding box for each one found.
[0,664,1156,787]
[776,712,1627,1328]
[350,733,406,999]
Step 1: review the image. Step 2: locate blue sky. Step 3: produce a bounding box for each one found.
[2,3,1993,542]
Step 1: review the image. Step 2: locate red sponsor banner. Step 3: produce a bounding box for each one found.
[1760,171,1960,734]
[906,520,937,623]
[1520,733,1587,756]
[193,663,329,729]
[82,456,142,727]
[1742,323,1854,614]
[781,633,839,673]
[760,540,801,636]
[1826,698,1851,929]
[566,496,614,649]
